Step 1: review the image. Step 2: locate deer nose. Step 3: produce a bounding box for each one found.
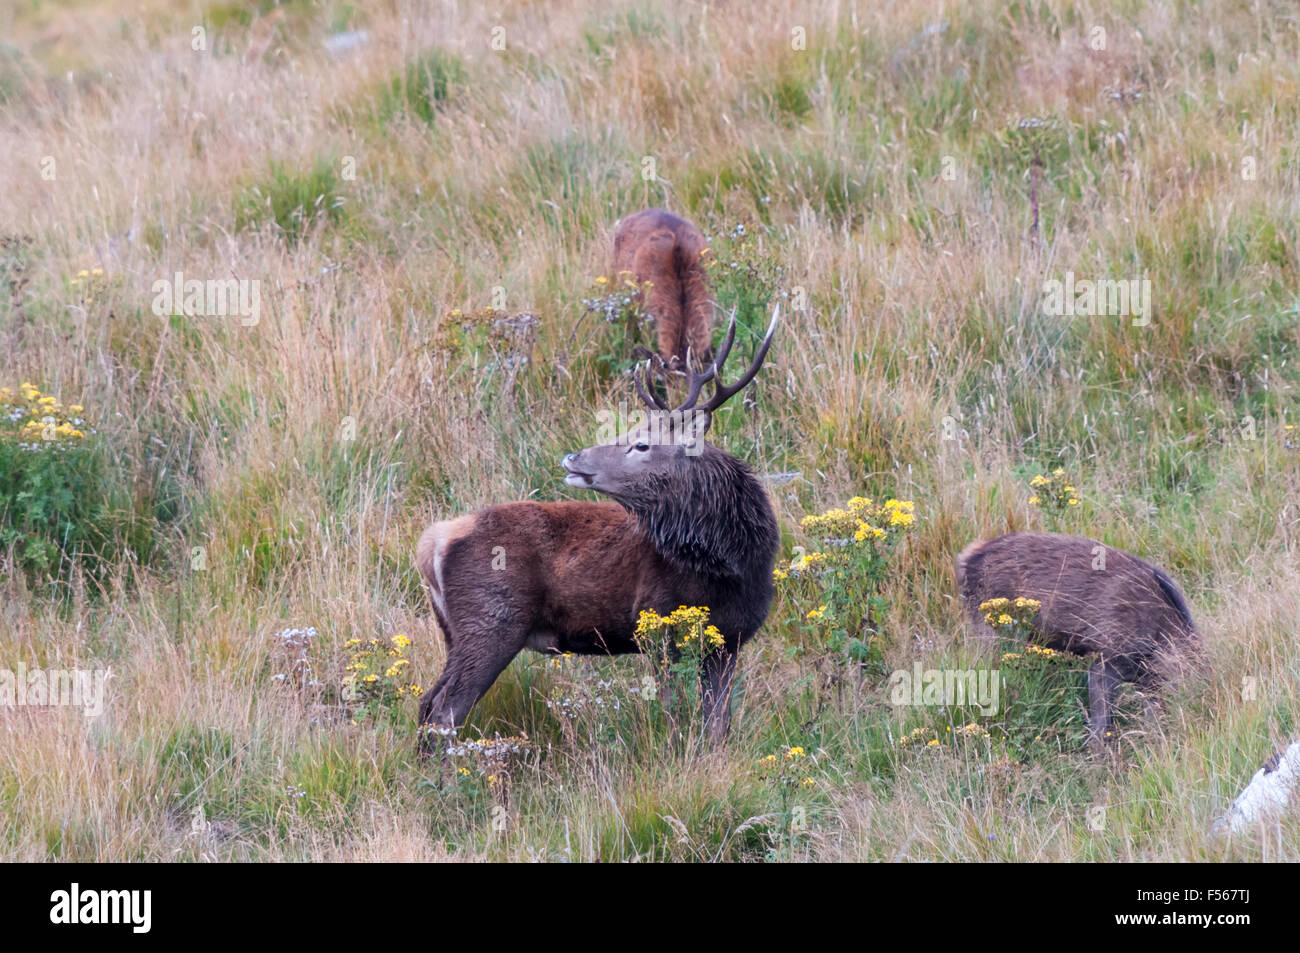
[561,453,577,470]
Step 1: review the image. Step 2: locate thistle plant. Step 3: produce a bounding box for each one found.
[270,625,323,700]
[444,734,534,808]
[703,223,787,341]
[426,307,538,396]
[542,652,628,747]
[543,652,623,720]
[998,116,1068,246]
[581,272,653,327]
[576,272,655,377]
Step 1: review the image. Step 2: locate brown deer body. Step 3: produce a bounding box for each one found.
[956,532,1200,746]
[612,208,714,366]
[416,310,780,745]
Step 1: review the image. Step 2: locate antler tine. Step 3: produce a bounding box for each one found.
[670,346,717,413]
[710,307,740,378]
[633,358,671,411]
[701,303,780,414]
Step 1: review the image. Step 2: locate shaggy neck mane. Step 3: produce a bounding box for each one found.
[620,447,773,579]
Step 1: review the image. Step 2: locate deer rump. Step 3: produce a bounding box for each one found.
[612,208,714,366]
[956,532,1199,741]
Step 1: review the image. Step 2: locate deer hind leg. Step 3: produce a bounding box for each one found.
[1086,658,1120,751]
[1135,668,1168,736]
[700,647,739,744]
[418,620,527,755]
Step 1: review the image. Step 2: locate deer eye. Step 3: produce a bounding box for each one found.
[632,441,650,453]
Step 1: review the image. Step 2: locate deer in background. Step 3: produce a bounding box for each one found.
[956,532,1201,748]
[612,208,715,368]
[415,308,781,748]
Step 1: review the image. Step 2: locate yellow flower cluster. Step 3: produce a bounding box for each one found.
[800,507,860,538]
[899,724,989,748]
[590,270,647,291]
[69,267,105,288]
[427,306,538,360]
[897,726,938,749]
[635,605,724,651]
[1001,642,1074,669]
[1028,468,1080,508]
[343,633,421,708]
[979,596,1041,630]
[800,497,916,544]
[791,550,837,571]
[546,651,576,670]
[1,383,92,450]
[756,746,815,787]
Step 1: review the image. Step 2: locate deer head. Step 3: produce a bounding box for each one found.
[561,306,779,510]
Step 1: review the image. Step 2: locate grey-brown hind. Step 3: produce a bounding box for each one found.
[956,531,1201,748]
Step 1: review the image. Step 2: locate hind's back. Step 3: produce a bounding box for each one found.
[612,209,713,363]
[956,532,1196,665]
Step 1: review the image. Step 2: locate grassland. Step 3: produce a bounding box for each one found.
[0,0,1297,861]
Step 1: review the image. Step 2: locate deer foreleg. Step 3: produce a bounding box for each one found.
[700,648,738,744]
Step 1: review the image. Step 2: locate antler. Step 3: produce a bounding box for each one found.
[633,351,717,413]
[696,303,780,415]
[631,303,779,415]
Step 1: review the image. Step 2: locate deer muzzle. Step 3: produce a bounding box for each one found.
[562,453,596,488]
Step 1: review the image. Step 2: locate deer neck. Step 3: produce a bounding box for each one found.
[623,449,773,579]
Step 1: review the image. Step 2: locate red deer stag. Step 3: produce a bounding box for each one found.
[612,208,714,367]
[956,532,1200,748]
[415,308,781,748]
